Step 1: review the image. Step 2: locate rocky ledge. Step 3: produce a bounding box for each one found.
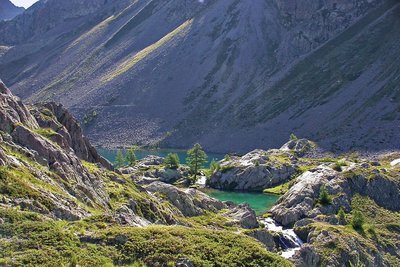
[208,139,316,191]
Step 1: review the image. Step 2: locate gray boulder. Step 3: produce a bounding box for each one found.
[222,203,259,229]
[245,229,276,251]
[209,149,296,191]
[144,181,227,217]
[280,139,316,156]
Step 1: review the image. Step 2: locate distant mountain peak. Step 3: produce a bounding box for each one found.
[0,0,24,21]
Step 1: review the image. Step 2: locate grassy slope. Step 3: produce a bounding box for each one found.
[0,136,292,267]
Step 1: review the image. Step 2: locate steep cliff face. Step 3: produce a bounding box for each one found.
[0,0,398,153]
[0,80,111,219]
[0,0,24,21]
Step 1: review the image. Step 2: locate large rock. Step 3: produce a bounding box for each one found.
[154,166,189,183]
[144,181,227,217]
[245,229,276,252]
[0,84,112,219]
[222,203,259,229]
[270,166,336,226]
[280,138,317,156]
[209,149,296,191]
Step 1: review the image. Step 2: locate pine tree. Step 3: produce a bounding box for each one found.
[115,150,126,168]
[318,185,332,205]
[186,143,208,184]
[126,145,137,166]
[337,207,346,224]
[164,153,180,169]
[351,210,365,230]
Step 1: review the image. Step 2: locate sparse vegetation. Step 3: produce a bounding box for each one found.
[290,133,298,141]
[263,180,294,195]
[34,128,57,139]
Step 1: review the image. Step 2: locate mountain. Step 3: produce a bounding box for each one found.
[0,0,24,21]
[0,0,399,153]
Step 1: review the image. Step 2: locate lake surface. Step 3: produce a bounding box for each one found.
[97,148,224,167]
[203,189,280,215]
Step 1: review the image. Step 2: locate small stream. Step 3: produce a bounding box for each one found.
[260,218,303,259]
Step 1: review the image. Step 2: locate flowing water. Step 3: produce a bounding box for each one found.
[261,218,304,259]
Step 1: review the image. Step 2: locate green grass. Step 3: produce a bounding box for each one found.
[0,166,55,211]
[263,180,293,195]
[0,208,292,267]
[34,128,58,139]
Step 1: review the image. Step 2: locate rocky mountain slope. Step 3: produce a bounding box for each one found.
[0,80,293,266]
[0,0,399,153]
[0,0,24,21]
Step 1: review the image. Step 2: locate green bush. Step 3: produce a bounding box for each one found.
[351,210,365,230]
[337,207,346,224]
[332,161,347,172]
[209,160,220,173]
[290,133,298,141]
[318,185,333,205]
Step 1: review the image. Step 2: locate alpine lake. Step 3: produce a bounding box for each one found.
[98,148,280,215]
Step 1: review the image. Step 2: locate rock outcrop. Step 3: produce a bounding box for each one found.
[34,102,113,170]
[271,164,400,226]
[222,203,259,229]
[209,149,296,191]
[268,154,400,266]
[144,181,225,217]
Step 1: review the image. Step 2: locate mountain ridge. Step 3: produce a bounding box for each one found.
[0,0,24,21]
[0,0,399,153]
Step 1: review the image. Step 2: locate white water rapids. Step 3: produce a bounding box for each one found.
[260,218,304,259]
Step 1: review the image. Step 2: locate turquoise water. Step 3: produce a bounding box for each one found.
[97,148,224,167]
[203,189,280,215]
